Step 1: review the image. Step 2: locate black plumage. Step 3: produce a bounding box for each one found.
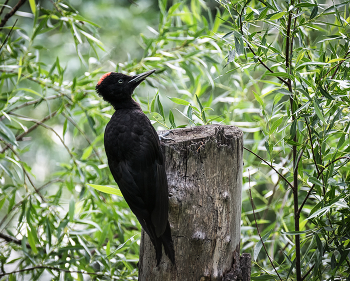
[95,70,175,266]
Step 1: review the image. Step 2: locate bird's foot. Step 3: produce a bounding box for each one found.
[159,131,173,141]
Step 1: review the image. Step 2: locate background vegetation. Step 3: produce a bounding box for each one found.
[0,0,349,280]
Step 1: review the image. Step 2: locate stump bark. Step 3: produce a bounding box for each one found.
[138,125,246,280]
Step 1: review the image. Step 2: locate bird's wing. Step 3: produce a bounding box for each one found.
[105,120,168,238]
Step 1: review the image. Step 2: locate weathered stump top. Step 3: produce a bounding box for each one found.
[159,124,243,145]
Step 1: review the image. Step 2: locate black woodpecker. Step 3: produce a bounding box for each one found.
[95,70,175,266]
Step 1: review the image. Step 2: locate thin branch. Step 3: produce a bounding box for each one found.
[0,0,27,28]
[305,118,320,174]
[237,0,288,86]
[298,155,350,215]
[0,0,10,17]
[244,146,294,190]
[0,178,62,228]
[9,112,78,166]
[3,93,65,116]
[321,50,350,81]
[7,145,45,201]
[0,265,106,278]
[301,263,314,280]
[0,232,23,246]
[248,171,283,281]
[0,18,17,52]
[61,112,103,163]
[0,110,58,154]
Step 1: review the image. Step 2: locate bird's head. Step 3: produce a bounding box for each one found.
[95,70,155,105]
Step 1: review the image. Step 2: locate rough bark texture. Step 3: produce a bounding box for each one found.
[138,125,244,281]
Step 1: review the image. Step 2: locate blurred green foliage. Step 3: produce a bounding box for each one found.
[0,0,349,280]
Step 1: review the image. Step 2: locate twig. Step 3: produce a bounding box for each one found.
[0,232,30,248]
[9,112,78,166]
[301,263,314,280]
[298,155,350,215]
[0,18,17,52]
[237,0,288,86]
[305,119,320,174]
[0,110,58,154]
[248,171,283,281]
[7,145,45,201]
[0,0,27,28]
[0,178,62,228]
[321,50,350,81]
[244,146,294,190]
[61,112,103,163]
[0,0,10,17]
[0,265,106,278]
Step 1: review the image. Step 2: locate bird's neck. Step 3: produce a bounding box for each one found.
[111,98,141,110]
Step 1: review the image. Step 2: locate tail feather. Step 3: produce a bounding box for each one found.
[160,221,175,265]
[143,219,175,266]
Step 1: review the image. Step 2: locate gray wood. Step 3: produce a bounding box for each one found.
[138,125,244,281]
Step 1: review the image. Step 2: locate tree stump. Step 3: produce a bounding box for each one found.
[138,125,247,280]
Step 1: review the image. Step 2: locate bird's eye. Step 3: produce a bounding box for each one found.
[118,79,123,84]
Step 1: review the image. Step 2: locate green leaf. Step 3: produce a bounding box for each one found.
[295,62,327,71]
[156,95,165,120]
[290,119,297,138]
[17,57,23,82]
[69,197,75,222]
[106,240,111,256]
[81,146,93,160]
[15,88,43,98]
[88,184,123,197]
[80,30,105,51]
[253,91,264,108]
[265,72,291,79]
[310,5,318,19]
[270,117,283,134]
[0,122,17,146]
[269,12,285,20]
[169,109,176,128]
[234,31,244,55]
[295,3,317,8]
[29,0,36,16]
[254,230,272,261]
[313,99,325,123]
[168,97,191,106]
[27,228,38,254]
[187,106,193,121]
[318,87,334,100]
[195,95,207,123]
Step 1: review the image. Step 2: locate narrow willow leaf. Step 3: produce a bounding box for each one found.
[69,197,75,222]
[156,95,165,120]
[27,228,38,254]
[169,109,176,128]
[88,184,123,197]
[17,57,22,82]
[106,240,111,256]
[290,119,297,138]
[29,0,36,15]
[265,72,291,79]
[81,146,93,160]
[254,230,272,261]
[270,117,283,134]
[310,5,318,19]
[168,97,191,106]
[0,122,17,146]
[253,92,264,108]
[318,87,334,100]
[295,62,327,71]
[15,88,43,98]
[269,11,285,20]
[313,100,325,123]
